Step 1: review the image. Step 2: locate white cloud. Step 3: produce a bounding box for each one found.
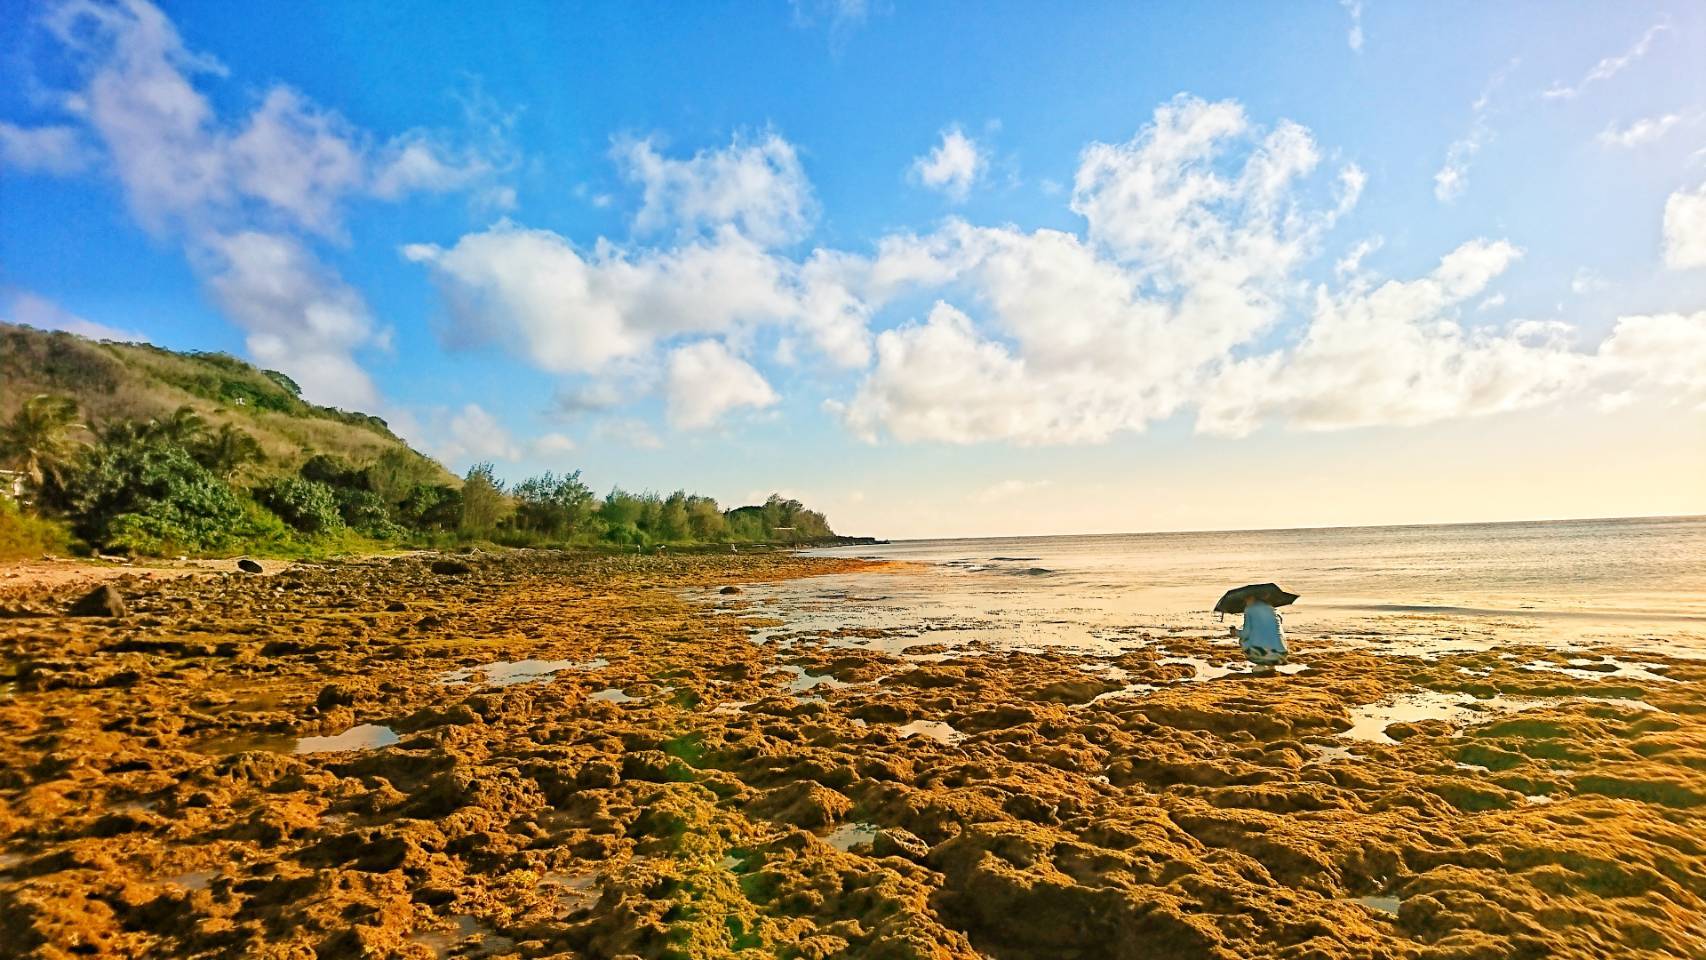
[2,291,146,342]
[1663,181,1706,269]
[615,133,815,246]
[529,432,577,457]
[21,0,510,410]
[1335,236,1383,278]
[1434,62,1515,203]
[550,382,625,419]
[400,91,1700,449]
[1197,240,1589,434]
[421,405,581,466]
[0,122,95,175]
[665,340,779,429]
[910,126,986,201]
[405,222,800,373]
[1543,23,1668,100]
[1596,311,1706,407]
[1571,268,1607,295]
[1341,0,1364,52]
[202,231,378,408]
[1597,113,1683,148]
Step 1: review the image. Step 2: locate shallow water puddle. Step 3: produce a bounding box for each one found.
[196,726,400,756]
[169,870,216,891]
[1517,655,1675,684]
[773,663,854,694]
[1306,743,1361,763]
[539,870,600,913]
[1347,895,1401,916]
[1080,682,1160,706]
[1340,691,1551,744]
[589,687,635,703]
[438,658,606,687]
[895,719,966,744]
[295,723,399,754]
[821,821,880,851]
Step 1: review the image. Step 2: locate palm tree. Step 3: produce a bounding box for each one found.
[0,395,85,491]
[197,422,266,479]
[149,405,209,446]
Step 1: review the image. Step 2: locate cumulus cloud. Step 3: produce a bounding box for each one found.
[529,432,577,457]
[405,223,799,373]
[202,231,379,408]
[0,122,95,174]
[1543,23,1668,100]
[399,92,1697,448]
[17,0,508,407]
[1596,311,1706,408]
[615,133,815,246]
[910,127,986,201]
[841,97,1367,444]
[2,291,146,341]
[550,382,626,419]
[418,406,577,467]
[1197,240,1589,434]
[1663,181,1706,269]
[665,340,779,429]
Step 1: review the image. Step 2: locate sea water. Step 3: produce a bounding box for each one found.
[763,515,1706,659]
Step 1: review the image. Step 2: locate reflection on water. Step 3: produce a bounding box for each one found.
[1348,895,1402,916]
[438,658,607,687]
[169,870,216,891]
[895,719,965,743]
[196,722,399,755]
[797,515,1706,657]
[821,821,880,851]
[295,723,398,754]
[1338,690,1652,745]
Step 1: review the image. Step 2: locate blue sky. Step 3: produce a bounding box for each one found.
[3,0,1705,537]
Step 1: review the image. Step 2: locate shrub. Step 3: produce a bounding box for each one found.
[299,453,365,489]
[254,476,344,534]
[64,433,245,554]
[399,483,461,531]
[0,498,74,560]
[335,488,404,539]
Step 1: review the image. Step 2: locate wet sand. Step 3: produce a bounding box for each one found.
[1,550,1702,958]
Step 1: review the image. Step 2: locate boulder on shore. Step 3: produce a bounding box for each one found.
[237,559,264,574]
[68,584,127,618]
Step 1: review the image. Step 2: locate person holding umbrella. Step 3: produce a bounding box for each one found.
[1215,583,1299,667]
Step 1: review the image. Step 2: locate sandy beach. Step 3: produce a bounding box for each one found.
[0,549,1701,959]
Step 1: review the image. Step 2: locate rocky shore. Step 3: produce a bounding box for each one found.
[0,550,1702,959]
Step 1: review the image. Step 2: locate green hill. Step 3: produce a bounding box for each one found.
[0,322,451,484]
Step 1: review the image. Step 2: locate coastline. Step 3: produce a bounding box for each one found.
[1,549,1702,958]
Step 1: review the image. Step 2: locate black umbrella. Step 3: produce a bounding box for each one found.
[1214,583,1299,615]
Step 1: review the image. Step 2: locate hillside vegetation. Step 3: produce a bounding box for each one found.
[0,322,445,479]
[0,322,837,558]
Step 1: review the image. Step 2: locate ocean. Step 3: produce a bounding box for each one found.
[777,515,1706,658]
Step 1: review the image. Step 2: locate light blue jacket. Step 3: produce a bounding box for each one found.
[1238,600,1287,665]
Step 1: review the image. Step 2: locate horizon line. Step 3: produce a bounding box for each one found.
[867,511,1706,544]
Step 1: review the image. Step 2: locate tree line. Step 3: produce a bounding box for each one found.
[0,394,833,558]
